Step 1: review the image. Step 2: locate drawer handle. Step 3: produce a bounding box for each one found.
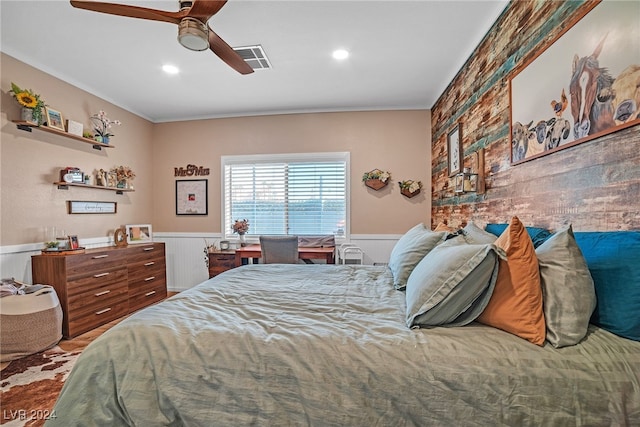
[144,276,156,282]
[143,247,154,251]
[95,290,111,297]
[145,290,157,296]
[95,308,112,315]
[144,262,155,266]
[92,255,109,259]
[93,272,110,278]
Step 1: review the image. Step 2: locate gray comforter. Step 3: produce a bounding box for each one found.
[47,264,640,426]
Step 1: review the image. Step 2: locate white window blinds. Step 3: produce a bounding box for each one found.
[222,152,349,239]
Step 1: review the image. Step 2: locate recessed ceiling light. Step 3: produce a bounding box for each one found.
[332,49,349,60]
[162,64,180,75]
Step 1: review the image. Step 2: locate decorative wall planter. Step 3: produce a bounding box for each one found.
[364,178,388,190]
[401,188,420,198]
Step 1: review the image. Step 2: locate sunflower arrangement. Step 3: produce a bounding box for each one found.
[10,82,46,124]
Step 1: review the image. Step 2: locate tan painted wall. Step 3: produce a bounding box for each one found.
[1,53,155,246]
[151,110,432,235]
[1,53,432,246]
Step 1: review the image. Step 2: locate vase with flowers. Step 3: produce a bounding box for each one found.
[10,82,46,125]
[398,180,422,198]
[232,219,249,246]
[362,169,391,190]
[91,110,121,143]
[111,165,135,189]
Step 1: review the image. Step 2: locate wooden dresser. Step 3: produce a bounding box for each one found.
[32,243,167,338]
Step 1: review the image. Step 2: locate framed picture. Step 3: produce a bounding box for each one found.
[45,107,65,131]
[510,0,640,164]
[447,123,462,177]
[125,224,153,245]
[176,179,208,215]
[68,235,79,249]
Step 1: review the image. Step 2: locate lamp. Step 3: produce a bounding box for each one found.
[177,18,210,51]
[455,168,478,193]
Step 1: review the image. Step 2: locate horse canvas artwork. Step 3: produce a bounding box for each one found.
[510,0,639,164]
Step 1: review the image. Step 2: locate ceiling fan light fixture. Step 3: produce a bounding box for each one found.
[177,17,209,51]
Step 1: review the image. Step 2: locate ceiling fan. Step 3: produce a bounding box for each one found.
[69,0,254,74]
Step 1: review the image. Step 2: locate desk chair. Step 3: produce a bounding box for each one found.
[259,236,299,264]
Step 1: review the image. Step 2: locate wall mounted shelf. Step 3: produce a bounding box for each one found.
[54,181,133,195]
[13,120,114,150]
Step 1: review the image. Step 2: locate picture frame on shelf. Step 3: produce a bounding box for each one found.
[447,123,462,177]
[125,224,153,245]
[176,179,208,215]
[66,119,83,136]
[45,107,65,131]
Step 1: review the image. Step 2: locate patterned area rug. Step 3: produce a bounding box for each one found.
[0,347,81,426]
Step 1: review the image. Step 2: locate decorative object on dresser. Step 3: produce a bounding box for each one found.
[125,224,153,245]
[362,168,391,190]
[114,227,128,247]
[31,243,167,338]
[398,179,422,198]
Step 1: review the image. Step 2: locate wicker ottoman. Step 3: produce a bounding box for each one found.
[0,285,63,362]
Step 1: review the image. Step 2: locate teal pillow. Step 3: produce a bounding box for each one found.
[388,224,446,291]
[406,239,501,328]
[573,231,640,341]
[485,223,552,248]
[536,226,596,347]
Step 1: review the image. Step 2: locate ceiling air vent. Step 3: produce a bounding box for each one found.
[233,45,271,70]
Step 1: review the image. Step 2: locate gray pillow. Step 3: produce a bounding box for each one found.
[462,221,497,244]
[406,239,501,328]
[536,225,596,348]
[388,223,446,290]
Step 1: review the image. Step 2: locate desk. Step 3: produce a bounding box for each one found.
[235,244,335,267]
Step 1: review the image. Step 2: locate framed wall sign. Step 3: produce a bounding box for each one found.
[176,179,208,215]
[67,201,117,214]
[447,123,462,177]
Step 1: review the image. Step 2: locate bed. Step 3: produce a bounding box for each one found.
[47,260,640,426]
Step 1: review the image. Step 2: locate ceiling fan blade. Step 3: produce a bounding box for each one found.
[69,1,184,24]
[187,0,227,22]
[208,26,254,75]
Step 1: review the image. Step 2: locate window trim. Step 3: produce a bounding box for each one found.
[221,152,350,242]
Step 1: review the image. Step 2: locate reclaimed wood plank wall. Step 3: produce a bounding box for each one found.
[430,0,639,232]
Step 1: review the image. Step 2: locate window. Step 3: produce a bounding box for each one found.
[222,152,349,240]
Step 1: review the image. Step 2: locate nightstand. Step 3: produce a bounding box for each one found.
[208,251,236,278]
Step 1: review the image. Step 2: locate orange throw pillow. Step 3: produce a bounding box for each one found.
[477,216,546,345]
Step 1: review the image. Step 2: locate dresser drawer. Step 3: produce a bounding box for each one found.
[67,268,128,315]
[129,283,166,313]
[126,244,165,264]
[67,298,129,337]
[67,266,127,295]
[66,250,125,278]
[128,263,166,287]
